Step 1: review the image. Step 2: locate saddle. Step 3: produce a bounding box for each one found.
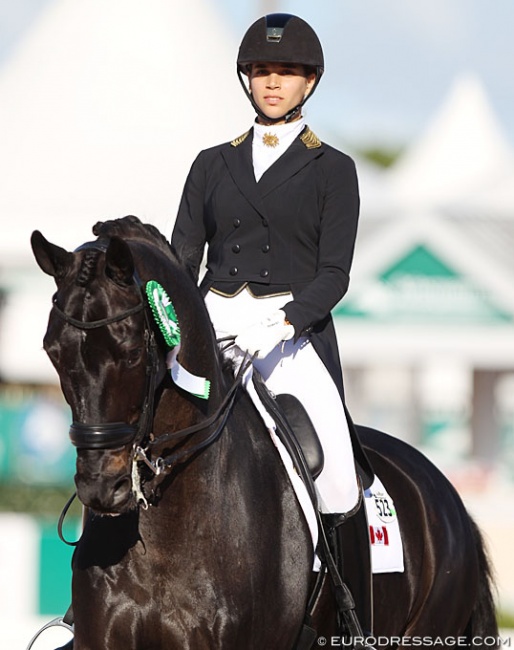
[274,393,324,480]
[252,371,370,491]
[252,372,373,646]
[251,372,323,503]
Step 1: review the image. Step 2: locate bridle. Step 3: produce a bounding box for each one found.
[52,240,248,504]
[131,353,248,511]
[52,284,161,453]
[46,239,159,452]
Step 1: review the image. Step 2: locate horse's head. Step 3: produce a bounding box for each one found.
[31,217,212,514]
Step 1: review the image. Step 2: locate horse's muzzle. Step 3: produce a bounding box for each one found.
[69,422,137,449]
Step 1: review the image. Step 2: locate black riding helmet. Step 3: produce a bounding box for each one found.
[237,13,324,123]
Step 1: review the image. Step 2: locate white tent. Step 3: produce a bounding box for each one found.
[339,75,514,461]
[0,0,252,382]
[382,74,514,214]
[461,160,514,217]
[0,0,252,267]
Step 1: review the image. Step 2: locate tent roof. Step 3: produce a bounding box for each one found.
[383,74,514,213]
[0,0,251,267]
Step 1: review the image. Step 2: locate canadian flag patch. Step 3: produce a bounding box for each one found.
[369,525,389,546]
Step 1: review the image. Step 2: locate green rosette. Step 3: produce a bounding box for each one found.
[145,280,180,348]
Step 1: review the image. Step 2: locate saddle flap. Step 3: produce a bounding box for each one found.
[275,393,324,480]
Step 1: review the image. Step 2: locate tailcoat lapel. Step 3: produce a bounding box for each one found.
[257,136,323,197]
[221,127,325,214]
[221,130,268,218]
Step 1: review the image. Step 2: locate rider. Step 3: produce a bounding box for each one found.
[171,13,373,632]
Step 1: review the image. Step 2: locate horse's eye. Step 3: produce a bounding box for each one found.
[125,347,143,368]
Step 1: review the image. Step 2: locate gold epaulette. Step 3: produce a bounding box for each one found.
[300,127,322,149]
[230,130,251,147]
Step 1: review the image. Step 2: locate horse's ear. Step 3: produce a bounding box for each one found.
[31,230,73,279]
[105,237,134,286]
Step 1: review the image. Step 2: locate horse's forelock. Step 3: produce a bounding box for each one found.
[76,249,101,287]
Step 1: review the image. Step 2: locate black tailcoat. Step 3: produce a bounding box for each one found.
[172,127,373,487]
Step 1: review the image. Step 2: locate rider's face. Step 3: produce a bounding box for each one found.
[248,62,316,124]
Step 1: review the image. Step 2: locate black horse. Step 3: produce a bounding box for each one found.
[31,216,498,649]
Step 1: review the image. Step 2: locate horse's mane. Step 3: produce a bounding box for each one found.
[91,216,204,297]
[89,215,218,352]
[71,216,174,288]
[92,215,173,259]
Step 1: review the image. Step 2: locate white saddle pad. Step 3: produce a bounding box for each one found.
[229,359,404,573]
[364,476,404,573]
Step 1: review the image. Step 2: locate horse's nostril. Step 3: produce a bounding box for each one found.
[75,474,132,513]
[112,476,132,505]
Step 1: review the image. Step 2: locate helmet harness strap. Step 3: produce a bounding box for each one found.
[236,66,322,124]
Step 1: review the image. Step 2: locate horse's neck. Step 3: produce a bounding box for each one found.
[152,385,278,507]
[153,373,272,474]
[132,238,222,387]
[152,351,226,448]
[173,300,226,398]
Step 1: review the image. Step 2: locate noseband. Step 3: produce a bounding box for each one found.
[52,241,161,451]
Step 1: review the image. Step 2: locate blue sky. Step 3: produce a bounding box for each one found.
[1,0,513,150]
[219,0,514,148]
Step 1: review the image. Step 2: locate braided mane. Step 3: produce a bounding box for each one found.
[92,215,172,258]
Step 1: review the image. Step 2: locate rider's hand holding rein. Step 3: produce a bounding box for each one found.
[235,309,295,359]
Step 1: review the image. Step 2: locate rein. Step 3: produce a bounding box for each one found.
[135,353,250,476]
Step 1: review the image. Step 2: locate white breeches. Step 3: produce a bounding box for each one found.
[205,289,359,514]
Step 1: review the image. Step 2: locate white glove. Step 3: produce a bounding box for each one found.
[235,310,295,359]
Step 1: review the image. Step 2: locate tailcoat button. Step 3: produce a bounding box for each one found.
[232,244,241,253]
[261,244,270,253]
[260,269,269,278]
[233,218,241,228]
[229,267,238,276]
